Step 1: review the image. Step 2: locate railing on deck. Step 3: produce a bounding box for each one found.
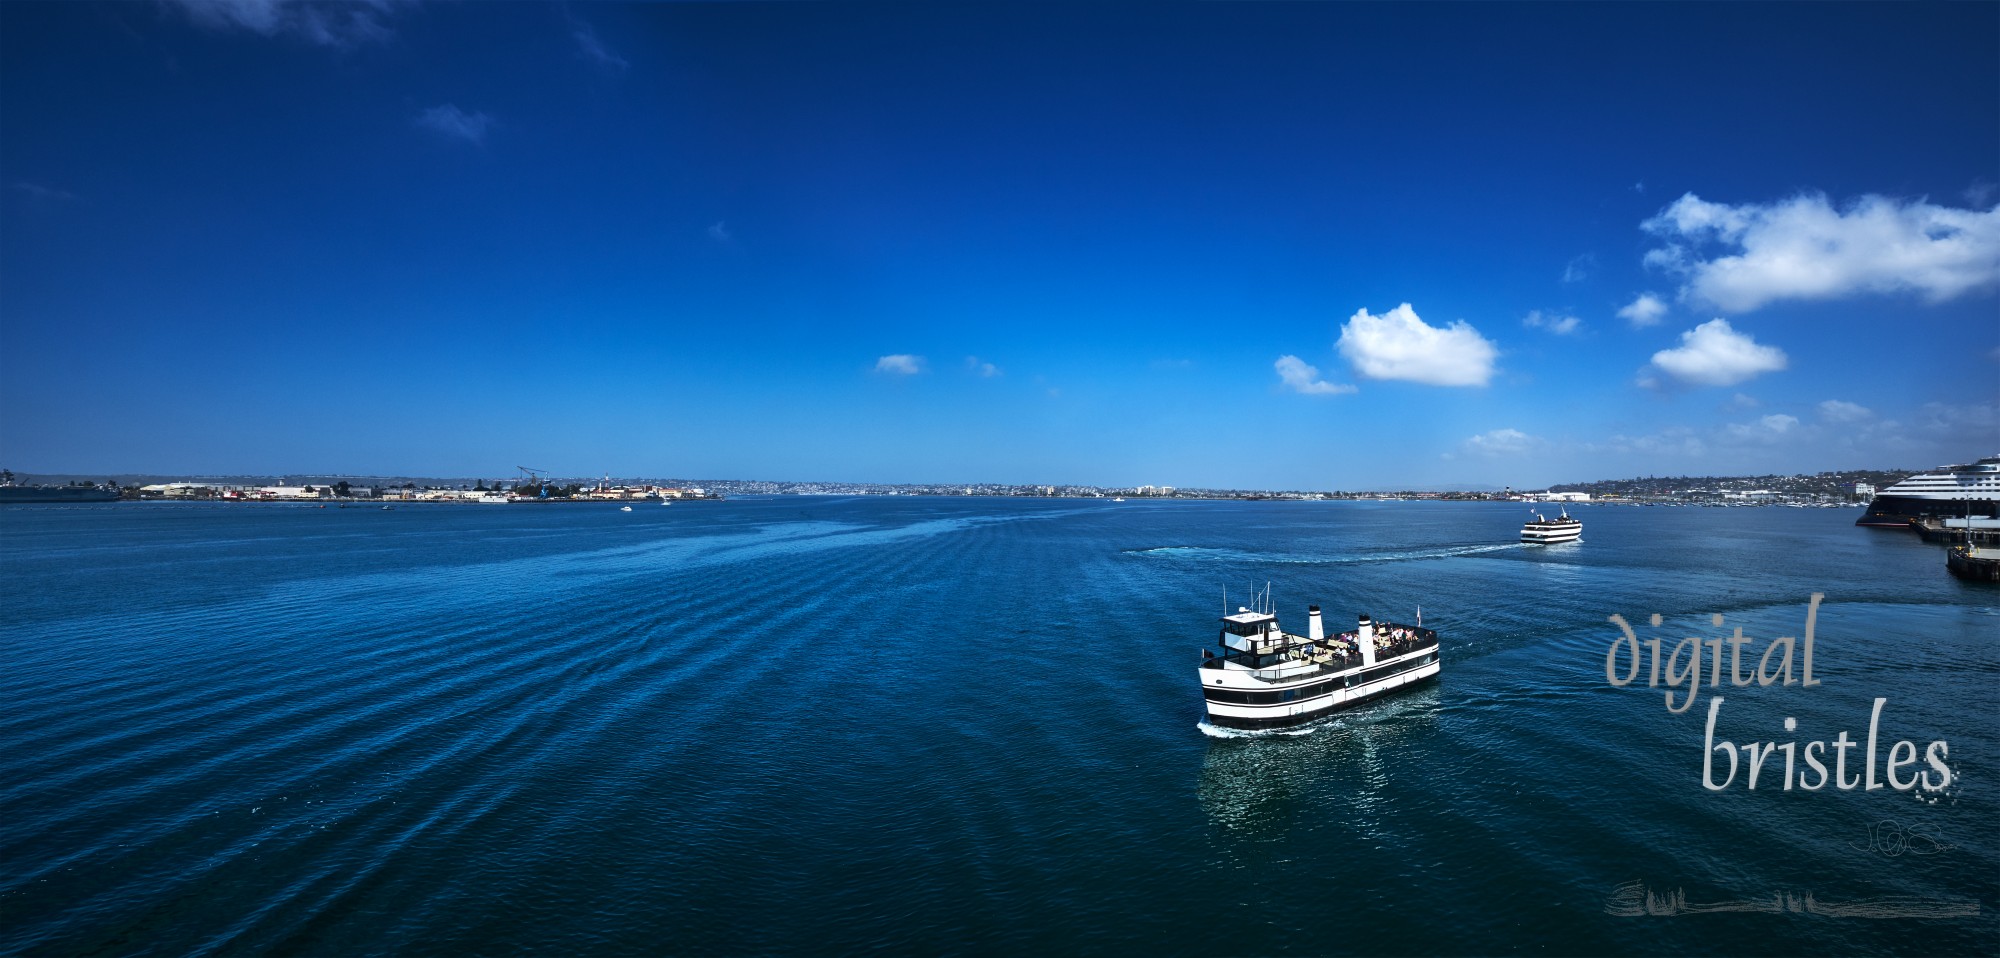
[1201,623,1439,682]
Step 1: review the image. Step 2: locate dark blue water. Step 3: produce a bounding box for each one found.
[2,498,1993,955]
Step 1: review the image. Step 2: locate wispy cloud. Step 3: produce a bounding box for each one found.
[708,221,733,244]
[1460,428,1546,457]
[1721,413,1800,443]
[1643,318,1787,388]
[1523,310,1581,335]
[964,357,1001,378]
[1273,355,1356,395]
[9,181,77,204]
[1336,303,1497,387]
[1616,292,1667,328]
[1817,399,1873,423]
[415,104,493,145]
[570,16,628,73]
[1642,192,2000,312]
[165,0,402,48]
[874,354,924,375]
[1562,254,1595,284]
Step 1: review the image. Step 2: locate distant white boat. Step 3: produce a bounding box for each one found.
[619,505,633,512]
[1113,497,1126,502]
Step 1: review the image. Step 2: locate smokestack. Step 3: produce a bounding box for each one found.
[1357,613,1377,667]
[1308,605,1324,641]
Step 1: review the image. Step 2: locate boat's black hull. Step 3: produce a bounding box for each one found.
[0,488,120,503]
[1857,494,1999,528]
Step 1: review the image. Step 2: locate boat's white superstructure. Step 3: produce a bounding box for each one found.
[1198,593,1441,731]
[1521,506,1582,544]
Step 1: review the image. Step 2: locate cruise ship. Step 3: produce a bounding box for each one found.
[0,483,120,503]
[1521,506,1582,544]
[1855,456,2000,528]
[1198,593,1440,731]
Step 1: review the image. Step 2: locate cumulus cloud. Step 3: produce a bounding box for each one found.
[1461,428,1545,456]
[1641,192,2000,312]
[166,0,400,48]
[1274,355,1356,395]
[571,17,628,72]
[1817,399,1873,423]
[1562,254,1595,284]
[874,354,924,375]
[415,104,493,145]
[965,356,1001,378]
[1616,292,1668,327]
[1523,310,1581,335]
[1646,318,1787,387]
[1336,303,1498,387]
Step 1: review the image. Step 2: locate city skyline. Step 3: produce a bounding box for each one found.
[3,2,1996,489]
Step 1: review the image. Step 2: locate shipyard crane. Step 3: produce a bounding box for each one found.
[516,466,552,498]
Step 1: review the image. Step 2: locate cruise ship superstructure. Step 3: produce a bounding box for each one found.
[1856,456,2000,528]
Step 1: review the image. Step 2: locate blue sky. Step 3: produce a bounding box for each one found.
[2,1,1996,489]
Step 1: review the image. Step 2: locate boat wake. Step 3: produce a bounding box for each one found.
[1132,543,1526,565]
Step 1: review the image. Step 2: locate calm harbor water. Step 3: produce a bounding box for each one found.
[1,497,1993,955]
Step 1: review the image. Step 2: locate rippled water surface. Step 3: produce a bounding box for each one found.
[2,498,1993,954]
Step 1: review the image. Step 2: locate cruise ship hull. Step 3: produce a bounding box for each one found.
[0,486,120,503]
[1856,494,2000,528]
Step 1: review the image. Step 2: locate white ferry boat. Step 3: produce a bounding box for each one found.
[1521,506,1582,544]
[1198,594,1441,731]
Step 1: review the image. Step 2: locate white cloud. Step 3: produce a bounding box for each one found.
[167,0,400,48]
[415,104,493,145]
[1616,292,1667,327]
[1728,392,1760,410]
[874,354,924,375]
[1274,355,1356,395]
[571,18,628,72]
[1523,310,1581,335]
[1647,318,1787,387]
[1817,399,1873,423]
[1722,414,1800,443]
[965,356,1001,378]
[1641,192,2000,312]
[1562,254,1595,284]
[1336,303,1498,387]
[708,221,733,243]
[1461,428,1545,456]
